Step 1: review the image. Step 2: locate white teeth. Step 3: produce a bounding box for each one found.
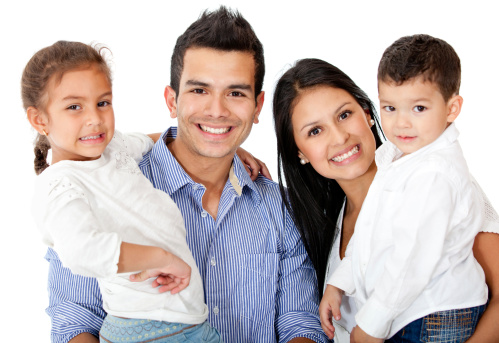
[80,135,101,141]
[200,125,230,134]
[332,145,359,162]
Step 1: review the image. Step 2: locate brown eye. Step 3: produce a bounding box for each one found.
[309,127,322,136]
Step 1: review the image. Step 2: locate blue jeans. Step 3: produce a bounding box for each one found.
[386,304,486,343]
[99,315,222,342]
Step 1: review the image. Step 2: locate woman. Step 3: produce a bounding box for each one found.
[272,58,499,342]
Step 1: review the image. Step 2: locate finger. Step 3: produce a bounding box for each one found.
[331,302,342,321]
[155,275,174,285]
[255,158,272,180]
[319,308,335,339]
[157,281,179,293]
[170,276,191,294]
[320,321,335,340]
[129,270,149,282]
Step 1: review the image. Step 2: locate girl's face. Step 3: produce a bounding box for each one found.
[39,65,114,164]
[291,86,376,184]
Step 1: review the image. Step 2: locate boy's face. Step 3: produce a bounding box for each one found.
[378,77,460,156]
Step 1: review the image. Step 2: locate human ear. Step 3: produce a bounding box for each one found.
[446,95,463,123]
[253,91,265,124]
[297,150,309,164]
[164,86,178,119]
[364,108,375,126]
[27,106,48,135]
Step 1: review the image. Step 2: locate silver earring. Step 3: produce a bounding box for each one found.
[370,119,375,126]
[300,158,307,165]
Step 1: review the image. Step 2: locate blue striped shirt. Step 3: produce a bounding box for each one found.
[45,127,329,343]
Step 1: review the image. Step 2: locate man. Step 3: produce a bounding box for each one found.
[46,6,328,343]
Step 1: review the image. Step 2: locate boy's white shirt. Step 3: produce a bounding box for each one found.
[328,123,488,339]
[32,131,208,324]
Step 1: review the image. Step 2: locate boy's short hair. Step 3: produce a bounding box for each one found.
[170,5,265,100]
[377,34,460,101]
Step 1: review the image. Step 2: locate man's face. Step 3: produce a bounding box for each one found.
[167,47,264,160]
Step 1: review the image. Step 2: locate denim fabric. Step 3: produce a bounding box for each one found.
[386,304,486,343]
[99,315,222,342]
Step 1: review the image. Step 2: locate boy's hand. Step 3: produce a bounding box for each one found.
[350,326,384,343]
[236,147,272,181]
[129,254,191,294]
[319,285,344,340]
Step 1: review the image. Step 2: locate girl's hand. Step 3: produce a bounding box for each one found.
[319,285,343,339]
[129,254,191,294]
[236,147,272,181]
[350,325,384,343]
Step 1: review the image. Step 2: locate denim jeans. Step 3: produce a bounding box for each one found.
[386,304,486,343]
[99,315,222,342]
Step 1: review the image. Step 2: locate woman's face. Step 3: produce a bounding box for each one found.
[291,86,377,184]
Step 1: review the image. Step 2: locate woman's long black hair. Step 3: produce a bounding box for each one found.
[273,58,384,291]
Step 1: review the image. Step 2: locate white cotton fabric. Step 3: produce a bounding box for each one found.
[324,204,357,336]
[329,123,488,339]
[32,131,208,324]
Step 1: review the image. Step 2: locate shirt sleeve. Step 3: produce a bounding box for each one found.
[41,176,122,278]
[45,248,105,343]
[471,176,499,234]
[355,170,481,338]
[275,208,332,343]
[328,237,356,295]
[113,131,155,164]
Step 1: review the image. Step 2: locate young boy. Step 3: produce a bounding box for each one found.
[322,34,488,342]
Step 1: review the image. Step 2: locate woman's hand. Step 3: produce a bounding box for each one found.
[236,147,272,181]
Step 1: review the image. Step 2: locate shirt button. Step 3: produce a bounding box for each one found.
[213,306,219,315]
[201,211,208,218]
[210,257,216,266]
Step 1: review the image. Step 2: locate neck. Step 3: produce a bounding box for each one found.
[338,160,377,216]
[166,136,235,219]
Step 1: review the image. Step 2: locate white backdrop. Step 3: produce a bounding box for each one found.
[1,1,497,341]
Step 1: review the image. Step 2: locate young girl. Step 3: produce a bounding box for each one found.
[23,40,222,343]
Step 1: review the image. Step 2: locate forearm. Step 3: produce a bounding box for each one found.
[465,296,499,343]
[117,242,174,273]
[46,248,105,342]
[466,232,499,343]
[69,332,99,343]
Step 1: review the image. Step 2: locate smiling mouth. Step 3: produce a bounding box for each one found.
[80,134,103,141]
[331,145,359,162]
[199,125,231,134]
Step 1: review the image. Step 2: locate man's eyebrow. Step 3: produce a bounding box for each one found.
[228,84,252,91]
[185,80,210,87]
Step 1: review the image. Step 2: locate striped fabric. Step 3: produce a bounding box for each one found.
[45,127,329,343]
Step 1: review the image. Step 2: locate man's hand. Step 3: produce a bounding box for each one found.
[350,325,384,343]
[319,285,343,340]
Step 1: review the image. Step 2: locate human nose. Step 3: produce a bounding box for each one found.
[206,94,230,118]
[394,112,411,128]
[329,125,349,146]
[85,107,102,126]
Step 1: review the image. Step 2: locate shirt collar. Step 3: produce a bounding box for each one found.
[376,122,460,169]
[150,127,261,204]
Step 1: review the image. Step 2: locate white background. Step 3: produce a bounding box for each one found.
[1,1,497,341]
